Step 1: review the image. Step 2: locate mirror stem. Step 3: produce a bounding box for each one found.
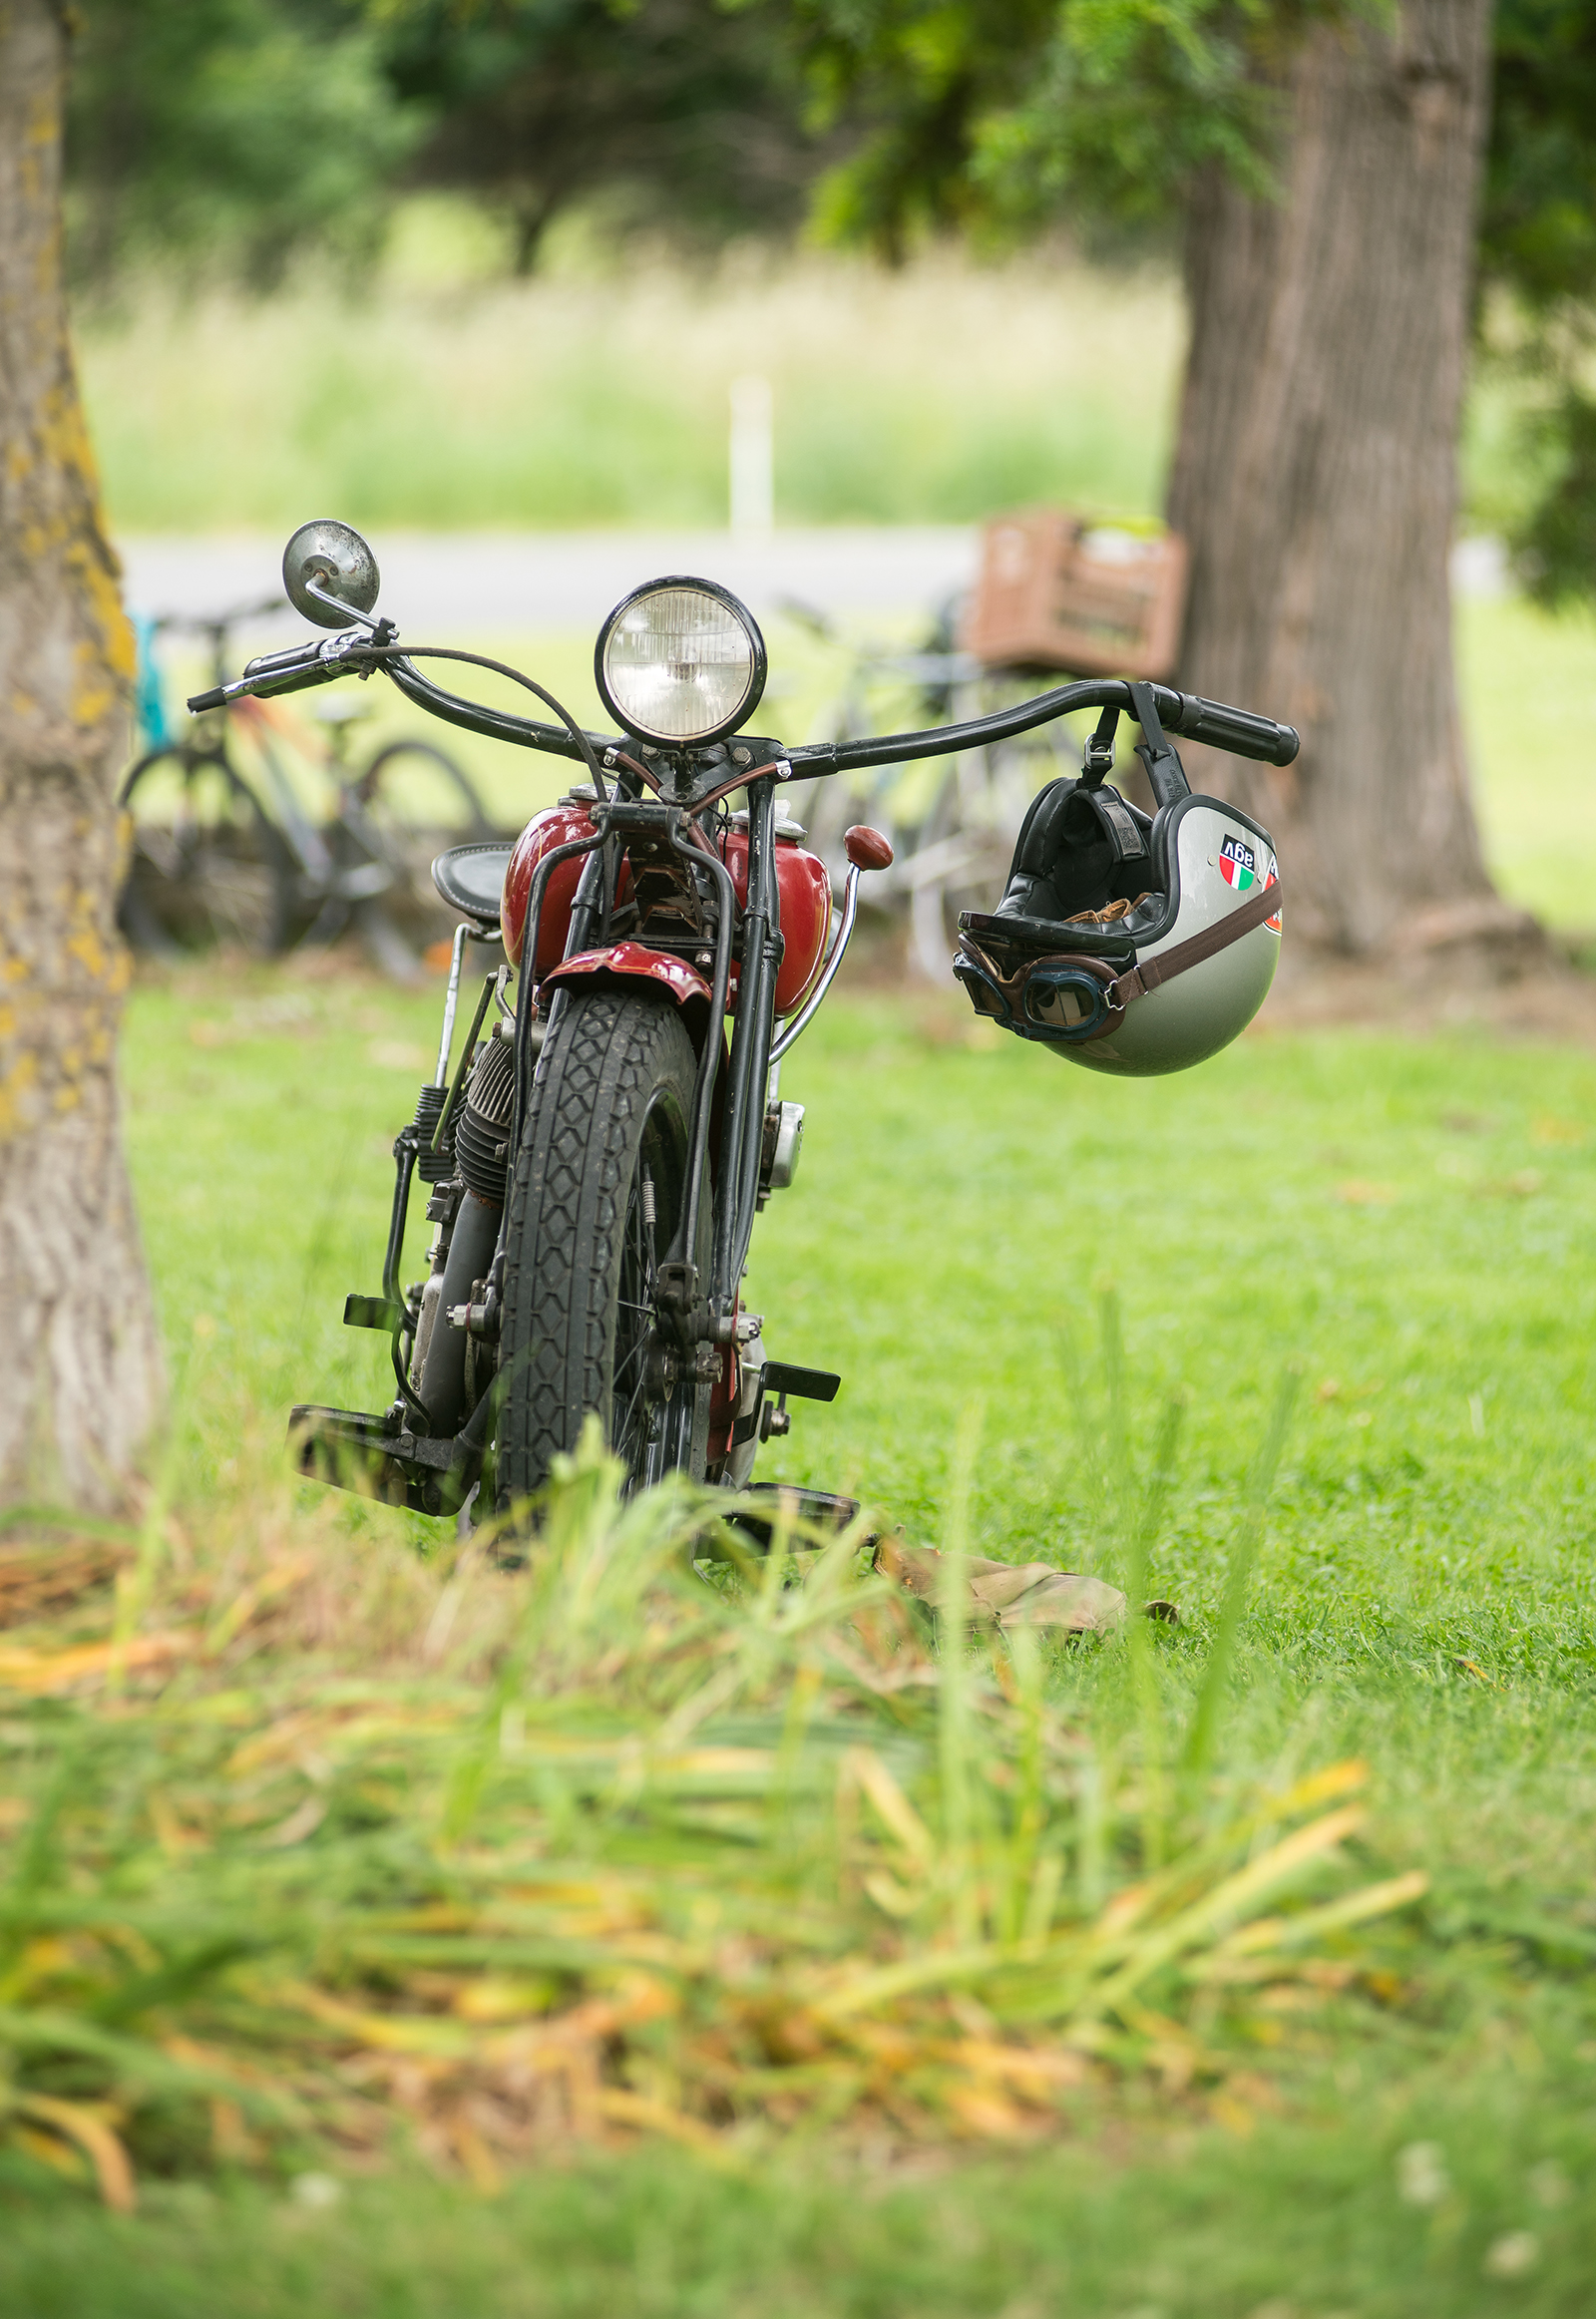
[304,573,386,635]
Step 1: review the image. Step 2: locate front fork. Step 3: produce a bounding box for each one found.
[319,776,861,1503]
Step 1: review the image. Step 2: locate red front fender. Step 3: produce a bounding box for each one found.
[539,942,715,1048]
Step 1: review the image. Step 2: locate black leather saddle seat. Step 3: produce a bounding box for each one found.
[961,776,1173,964]
[432,841,514,930]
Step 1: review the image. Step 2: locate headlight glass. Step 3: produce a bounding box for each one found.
[598,582,764,744]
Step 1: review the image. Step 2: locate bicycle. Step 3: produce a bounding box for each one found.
[778,596,1083,979]
[780,516,1191,979]
[119,600,495,966]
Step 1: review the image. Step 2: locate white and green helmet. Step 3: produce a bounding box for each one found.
[956,691,1283,1078]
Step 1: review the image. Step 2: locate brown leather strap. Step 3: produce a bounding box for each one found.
[1108,881,1282,1010]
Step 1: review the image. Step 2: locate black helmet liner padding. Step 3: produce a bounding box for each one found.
[963,791,1276,969]
[995,776,1158,927]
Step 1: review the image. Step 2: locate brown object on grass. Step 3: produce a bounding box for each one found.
[874,1535,1175,1635]
[0,1531,132,1629]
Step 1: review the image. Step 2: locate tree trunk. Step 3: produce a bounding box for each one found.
[1166,0,1496,954]
[0,0,163,1511]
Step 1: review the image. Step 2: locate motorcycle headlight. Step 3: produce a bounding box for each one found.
[596,578,767,747]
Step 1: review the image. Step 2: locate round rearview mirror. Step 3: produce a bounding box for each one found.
[282,519,380,630]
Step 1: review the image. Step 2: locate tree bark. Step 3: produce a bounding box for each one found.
[0,0,163,1511]
[1166,0,1496,953]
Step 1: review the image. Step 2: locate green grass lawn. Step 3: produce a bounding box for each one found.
[28,960,1589,2314]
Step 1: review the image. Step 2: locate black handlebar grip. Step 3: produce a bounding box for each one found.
[1173,692,1300,766]
[187,684,229,713]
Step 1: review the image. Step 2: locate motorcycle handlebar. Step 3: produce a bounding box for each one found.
[790,678,1299,777]
[1166,691,1300,767]
[185,635,1300,781]
[186,640,330,714]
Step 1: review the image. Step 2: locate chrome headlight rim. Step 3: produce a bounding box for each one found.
[594,575,768,749]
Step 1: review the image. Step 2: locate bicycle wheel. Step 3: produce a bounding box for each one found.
[344,739,495,938]
[119,747,293,955]
[905,678,1077,978]
[356,736,493,828]
[497,990,713,1507]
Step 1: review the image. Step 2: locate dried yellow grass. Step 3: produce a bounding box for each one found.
[0,1423,1426,2204]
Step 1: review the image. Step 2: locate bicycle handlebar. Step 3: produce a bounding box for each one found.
[155,594,287,637]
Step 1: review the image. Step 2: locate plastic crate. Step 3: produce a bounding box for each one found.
[960,510,1188,677]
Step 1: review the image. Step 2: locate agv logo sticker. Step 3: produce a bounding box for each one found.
[1218,832,1282,933]
[1218,834,1257,890]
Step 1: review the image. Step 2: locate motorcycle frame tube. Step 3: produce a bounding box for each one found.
[664,822,737,1281]
[379,1147,431,1428]
[712,776,780,1314]
[507,830,604,1167]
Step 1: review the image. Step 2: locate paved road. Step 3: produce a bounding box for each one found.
[118,527,983,648]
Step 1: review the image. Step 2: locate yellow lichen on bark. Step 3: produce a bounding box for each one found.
[0,0,166,1508]
[0,1050,41,1140]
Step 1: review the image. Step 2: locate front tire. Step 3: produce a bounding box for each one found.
[497,991,713,1506]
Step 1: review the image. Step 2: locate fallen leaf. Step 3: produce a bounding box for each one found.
[0,1630,196,1694]
[873,1539,1130,1634]
[16,2095,136,2212]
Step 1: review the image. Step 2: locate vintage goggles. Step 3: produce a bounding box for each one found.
[953,938,1125,1046]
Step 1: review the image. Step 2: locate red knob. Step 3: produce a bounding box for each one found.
[844,825,894,871]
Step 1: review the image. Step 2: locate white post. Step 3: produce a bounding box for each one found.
[728,373,774,537]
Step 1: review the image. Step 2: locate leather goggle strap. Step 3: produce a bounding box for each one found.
[955,936,1124,1035]
[1108,881,1283,1011]
[957,933,1115,993]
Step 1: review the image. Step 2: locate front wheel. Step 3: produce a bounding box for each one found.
[497,990,715,1507]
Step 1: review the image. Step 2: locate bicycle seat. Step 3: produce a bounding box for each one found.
[432,842,513,931]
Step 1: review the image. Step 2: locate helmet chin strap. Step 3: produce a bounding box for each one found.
[1128,680,1193,811]
[1103,878,1284,1017]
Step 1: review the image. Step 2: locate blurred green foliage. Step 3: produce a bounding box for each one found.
[65,0,420,287]
[379,0,823,271]
[1478,0,1596,604]
[62,0,1596,596]
[786,0,1354,259]
[788,0,1596,599]
[66,0,822,287]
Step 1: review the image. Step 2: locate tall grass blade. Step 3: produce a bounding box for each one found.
[1182,1365,1302,1782]
[1125,1392,1185,1871]
[940,1397,983,1944]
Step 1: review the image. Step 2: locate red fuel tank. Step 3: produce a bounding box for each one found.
[501,802,832,1014]
[501,802,617,974]
[721,823,833,1016]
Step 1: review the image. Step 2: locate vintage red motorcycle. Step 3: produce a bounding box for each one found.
[188,520,1298,1527]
